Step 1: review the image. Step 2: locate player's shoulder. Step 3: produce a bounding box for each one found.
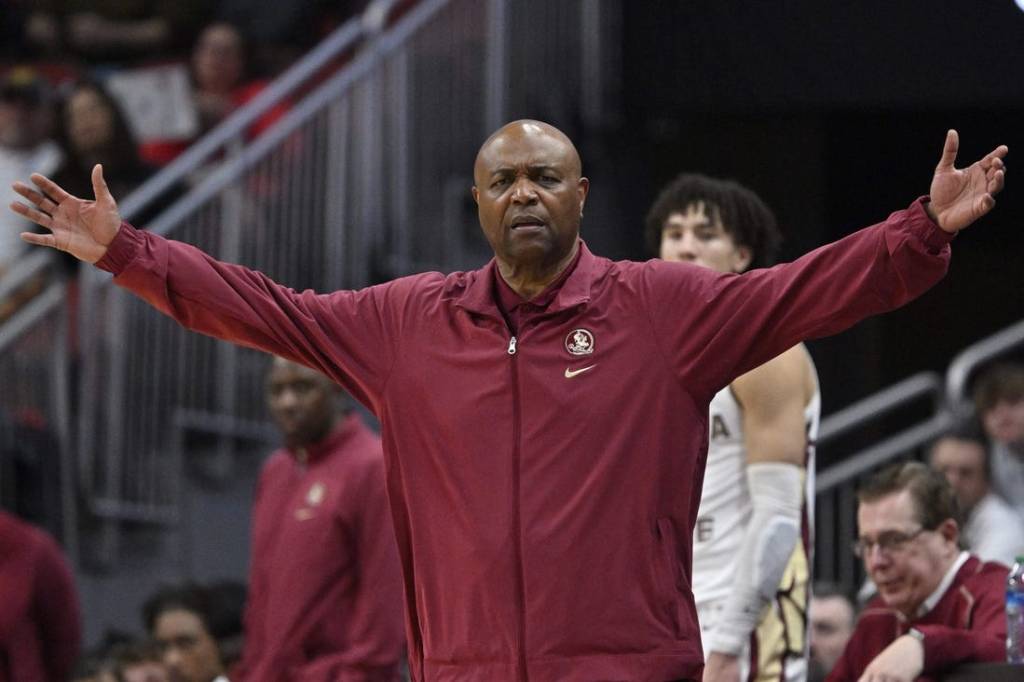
[732,343,815,398]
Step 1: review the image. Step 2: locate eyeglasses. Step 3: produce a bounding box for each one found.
[851,527,928,558]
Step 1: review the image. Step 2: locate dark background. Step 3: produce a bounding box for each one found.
[587,0,1024,419]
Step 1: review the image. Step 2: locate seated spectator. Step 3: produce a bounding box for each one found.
[0,66,63,276]
[827,462,1007,681]
[142,582,239,682]
[140,21,288,168]
[0,509,81,682]
[808,583,856,682]
[49,78,180,277]
[24,1,212,66]
[52,79,155,204]
[974,361,1024,516]
[929,419,1024,565]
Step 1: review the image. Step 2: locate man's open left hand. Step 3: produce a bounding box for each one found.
[928,130,1007,233]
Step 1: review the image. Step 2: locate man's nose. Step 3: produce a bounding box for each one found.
[864,543,889,571]
[274,389,298,409]
[510,177,537,203]
[675,232,700,260]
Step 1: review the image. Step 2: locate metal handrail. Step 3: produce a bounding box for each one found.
[817,412,954,492]
[945,317,1024,417]
[817,371,944,444]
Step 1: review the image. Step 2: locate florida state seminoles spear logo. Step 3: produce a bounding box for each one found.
[565,329,595,356]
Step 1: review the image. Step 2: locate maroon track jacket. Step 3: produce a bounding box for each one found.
[0,511,81,682]
[235,413,405,681]
[826,555,1008,681]
[99,199,951,681]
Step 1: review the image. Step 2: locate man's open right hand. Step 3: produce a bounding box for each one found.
[10,163,121,264]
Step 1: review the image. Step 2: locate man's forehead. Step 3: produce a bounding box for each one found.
[858,489,917,530]
[268,358,321,382]
[475,120,580,175]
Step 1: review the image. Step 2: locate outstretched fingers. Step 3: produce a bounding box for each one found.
[29,173,74,204]
[9,199,53,229]
[936,129,959,172]
[20,231,59,249]
[12,181,58,214]
[988,166,1006,194]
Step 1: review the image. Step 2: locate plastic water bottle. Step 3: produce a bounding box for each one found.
[1009,555,1024,664]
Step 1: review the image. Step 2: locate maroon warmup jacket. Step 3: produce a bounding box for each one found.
[99,199,951,681]
[827,555,1008,682]
[0,511,81,682]
[235,413,405,681]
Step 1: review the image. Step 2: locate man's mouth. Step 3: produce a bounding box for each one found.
[510,216,546,230]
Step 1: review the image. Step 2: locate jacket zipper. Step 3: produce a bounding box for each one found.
[507,332,528,681]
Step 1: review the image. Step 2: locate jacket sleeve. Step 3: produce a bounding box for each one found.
[916,568,1008,673]
[643,198,952,402]
[32,533,82,682]
[96,223,403,412]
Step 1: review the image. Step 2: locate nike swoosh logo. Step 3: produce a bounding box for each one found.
[564,365,597,379]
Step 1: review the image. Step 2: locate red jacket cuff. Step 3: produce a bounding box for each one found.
[96,222,144,274]
[910,197,956,252]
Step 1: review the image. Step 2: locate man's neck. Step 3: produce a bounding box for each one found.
[496,242,579,300]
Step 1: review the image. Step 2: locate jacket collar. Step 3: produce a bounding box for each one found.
[452,240,599,319]
[288,412,363,465]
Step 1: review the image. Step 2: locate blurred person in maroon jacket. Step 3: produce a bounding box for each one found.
[827,462,1008,682]
[233,357,404,681]
[0,509,82,682]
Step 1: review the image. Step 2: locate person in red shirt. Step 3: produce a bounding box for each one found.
[9,122,1008,681]
[234,357,405,681]
[0,509,81,682]
[827,462,1008,682]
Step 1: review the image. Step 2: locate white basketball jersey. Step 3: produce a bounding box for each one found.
[692,384,820,608]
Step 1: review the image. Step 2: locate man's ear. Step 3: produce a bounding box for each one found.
[577,177,589,216]
[471,186,479,205]
[937,517,960,547]
[733,246,753,273]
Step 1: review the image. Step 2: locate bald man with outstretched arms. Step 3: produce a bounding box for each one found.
[11,123,1006,682]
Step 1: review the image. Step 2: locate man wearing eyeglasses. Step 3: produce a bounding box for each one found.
[827,462,1009,682]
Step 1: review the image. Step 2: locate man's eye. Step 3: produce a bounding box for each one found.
[491,178,509,189]
[540,175,559,184]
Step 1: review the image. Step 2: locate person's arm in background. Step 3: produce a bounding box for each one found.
[32,532,82,681]
[702,345,812,682]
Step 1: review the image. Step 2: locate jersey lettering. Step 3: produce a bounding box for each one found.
[710,414,731,440]
[696,516,714,542]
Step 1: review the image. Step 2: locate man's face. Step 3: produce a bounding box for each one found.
[809,595,855,674]
[658,202,752,274]
[193,23,244,93]
[153,609,224,682]
[929,437,988,512]
[856,490,957,617]
[266,359,337,447]
[982,398,1024,447]
[472,122,588,272]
